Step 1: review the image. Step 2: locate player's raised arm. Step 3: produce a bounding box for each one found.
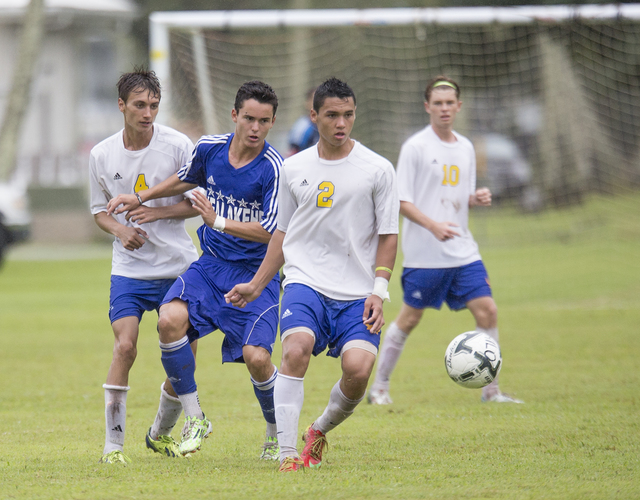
[190,189,272,244]
[225,228,286,308]
[106,173,197,215]
[400,200,460,241]
[126,198,198,225]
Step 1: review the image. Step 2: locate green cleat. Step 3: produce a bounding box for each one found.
[99,450,131,465]
[260,436,280,461]
[145,428,183,458]
[178,415,212,455]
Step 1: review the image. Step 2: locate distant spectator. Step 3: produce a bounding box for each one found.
[287,87,319,157]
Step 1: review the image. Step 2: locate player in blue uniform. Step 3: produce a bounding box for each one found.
[286,87,319,157]
[107,81,283,459]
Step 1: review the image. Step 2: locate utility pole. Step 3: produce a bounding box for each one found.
[0,0,45,181]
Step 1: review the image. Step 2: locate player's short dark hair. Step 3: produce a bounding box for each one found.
[117,66,161,103]
[425,75,460,102]
[234,80,279,116]
[313,77,356,112]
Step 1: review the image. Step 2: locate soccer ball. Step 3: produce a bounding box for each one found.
[444,331,502,389]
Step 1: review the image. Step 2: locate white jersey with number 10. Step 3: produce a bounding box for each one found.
[397,125,481,269]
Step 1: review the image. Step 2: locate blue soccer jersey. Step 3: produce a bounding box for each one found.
[177,133,282,270]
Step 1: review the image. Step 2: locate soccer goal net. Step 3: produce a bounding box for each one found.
[150,6,640,264]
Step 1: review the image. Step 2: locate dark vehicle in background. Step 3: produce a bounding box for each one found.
[0,181,30,265]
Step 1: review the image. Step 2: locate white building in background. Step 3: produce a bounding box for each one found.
[0,0,139,187]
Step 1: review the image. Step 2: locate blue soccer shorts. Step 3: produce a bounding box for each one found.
[109,275,176,323]
[402,260,492,311]
[279,283,380,359]
[162,254,280,363]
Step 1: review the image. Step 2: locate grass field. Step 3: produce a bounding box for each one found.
[1,193,639,499]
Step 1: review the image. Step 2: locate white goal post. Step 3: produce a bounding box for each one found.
[149,4,640,128]
[149,5,640,215]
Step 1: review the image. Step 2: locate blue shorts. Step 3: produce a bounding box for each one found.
[280,283,380,359]
[402,260,492,311]
[109,275,176,323]
[162,254,280,363]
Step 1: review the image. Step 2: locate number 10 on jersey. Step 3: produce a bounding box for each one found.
[442,165,460,187]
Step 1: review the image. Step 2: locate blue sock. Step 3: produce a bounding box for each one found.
[160,336,196,395]
[252,366,278,425]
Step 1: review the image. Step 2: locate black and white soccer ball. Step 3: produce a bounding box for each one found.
[444,331,502,389]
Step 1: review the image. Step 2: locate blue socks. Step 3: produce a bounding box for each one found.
[252,365,278,425]
[159,336,196,395]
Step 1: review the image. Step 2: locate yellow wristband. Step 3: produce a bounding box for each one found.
[375,266,393,275]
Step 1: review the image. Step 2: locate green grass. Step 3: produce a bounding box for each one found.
[1,193,639,499]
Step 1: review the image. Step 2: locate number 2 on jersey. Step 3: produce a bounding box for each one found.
[442,164,460,186]
[134,174,149,193]
[316,181,335,208]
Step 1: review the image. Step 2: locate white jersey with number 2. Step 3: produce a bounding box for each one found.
[278,140,399,301]
[89,124,199,280]
[397,125,481,269]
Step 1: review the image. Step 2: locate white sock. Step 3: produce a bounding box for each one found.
[103,384,129,454]
[274,373,304,461]
[178,392,204,419]
[478,326,500,398]
[371,322,409,392]
[314,380,364,434]
[150,382,183,439]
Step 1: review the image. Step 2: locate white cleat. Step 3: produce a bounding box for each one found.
[367,388,393,405]
[481,392,524,404]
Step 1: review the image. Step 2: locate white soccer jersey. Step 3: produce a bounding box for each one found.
[397,125,481,269]
[278,140,399,300]
[89,124,199,280]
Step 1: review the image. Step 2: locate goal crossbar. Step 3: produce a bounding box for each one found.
[149,4,640,122]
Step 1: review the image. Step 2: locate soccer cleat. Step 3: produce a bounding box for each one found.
[99,450,131,465]
[301,424,328,469]
[367,388,393,405]
[145,428,183,458]
[481,392,524,404]
[260,436,280,461]
[178,415,212,455]
[278,456,304,472]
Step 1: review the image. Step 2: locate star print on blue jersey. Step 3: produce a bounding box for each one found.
[176,132,282,266]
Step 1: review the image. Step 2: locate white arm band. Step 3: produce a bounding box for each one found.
[212,215,226,231]
[372,276,390,302]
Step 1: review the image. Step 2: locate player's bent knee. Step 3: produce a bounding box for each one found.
[242,345,271,369]
[478,304,498,327]
[157,300,189,342]
[398,305,424,332]
[341,344,376,386]
[114,340,137,364]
